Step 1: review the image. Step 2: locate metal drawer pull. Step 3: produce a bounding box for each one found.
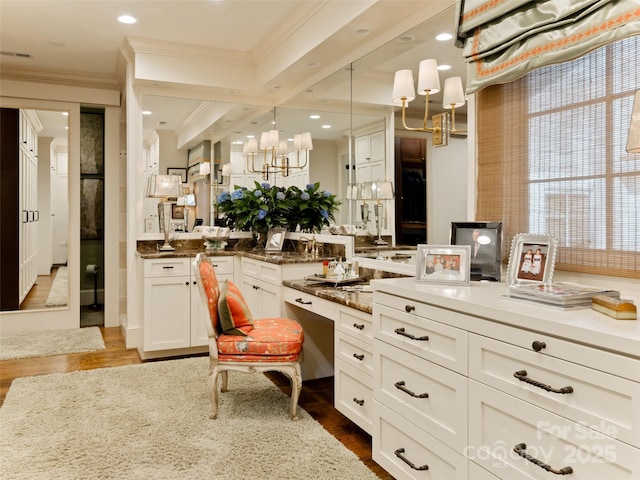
[513,443,573,475]
[394,381,429,398]
[295,298,312,305]
[353,353,364,361]
[514,370,573,394]
[352,397,364,406]
[394,327,428,341]
[532,340,547,352]
[162,266,174,269]
[404,304,415,313]
[353,323,365,330]
[394,448,429,471]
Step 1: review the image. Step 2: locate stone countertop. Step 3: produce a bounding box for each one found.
[282,278,373,314]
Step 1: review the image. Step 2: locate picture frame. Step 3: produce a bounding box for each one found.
[187,163,201,180]
[171,203,185,220]
[265,227,287,252]
[416,244,471,285]
[450,221,502,281]
[506,233,558,287]
[167,168,187,183]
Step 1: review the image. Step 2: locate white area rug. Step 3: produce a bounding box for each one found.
[45,266,68,307]
[0,357,380,480]
[0,327,105,361]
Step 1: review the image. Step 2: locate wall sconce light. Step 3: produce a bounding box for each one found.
[392,59,466,146]
[361,181,394,245]
[627,90,640,153]
[198,161,232,186]
[146,174,183,251]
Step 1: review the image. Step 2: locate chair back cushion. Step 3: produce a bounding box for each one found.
[198,259,220,333]
[218,280,254,336]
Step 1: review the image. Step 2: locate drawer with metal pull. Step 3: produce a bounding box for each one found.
[335,358,373,434]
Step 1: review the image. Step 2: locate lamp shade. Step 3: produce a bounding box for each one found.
[627,90,640,153]
[443,76,466,109]
[372,181,395,200]
[199,161,211,176]
[221,163,233,176]
[184,194,196,206]
[417,59,440,95]
[243,138,258,156]
[300,132,313,150]
[146,174,183,198]
[392,69,415,104]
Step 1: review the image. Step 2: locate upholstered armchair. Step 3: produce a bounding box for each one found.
[192,253,304,420]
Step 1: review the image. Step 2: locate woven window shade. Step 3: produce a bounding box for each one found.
[477,36,640,279]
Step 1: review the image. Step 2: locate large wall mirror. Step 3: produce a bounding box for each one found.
[135,5,466,242]
[0,105,70,313]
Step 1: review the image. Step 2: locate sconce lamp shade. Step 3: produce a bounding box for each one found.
[199,161,211,176]
[627,90,640,153]
[392,69,416,104]
[260,129,279,149]
[417,59,440,96]
[300,132,313,150]
[184,194,196,206]
[221,163,233,177]
[443,76,466,109]
[146,174,183,199]
[278,140,289,156]
[243,138,259,155]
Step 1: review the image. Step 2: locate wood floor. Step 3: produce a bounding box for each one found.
[0,327,393,480]
[19,266,58,310]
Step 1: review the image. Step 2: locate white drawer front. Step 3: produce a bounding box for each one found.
[469,333,640,447]
[283,288,317,314]
[374,303,468,374]
[335,358,373,434]
[469,462,501,479]
[374,341,468,452]
[373,401,468,480]
[469,381,640,480]
[144,258,190,277]
[207,255,234,275]
[336,307,373,343]
[240,257,281,283]
[335,330,373,376]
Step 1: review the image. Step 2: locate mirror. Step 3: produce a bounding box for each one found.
[0,107,69,312]
[136,5,466,243]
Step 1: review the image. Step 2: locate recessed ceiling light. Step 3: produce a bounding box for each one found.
[356,28,369,35]
[247,134,255,138]
[61,112,69,116]
[436,33,453,41]
[397,35,415,43]
[142,110,152,115]
[437,64,452,71]
[307,62,319,68]
[322,125,331,129]
[309,114,320,119]
[118,15,137,24]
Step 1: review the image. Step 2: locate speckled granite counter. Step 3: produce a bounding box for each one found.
[282,278,373,314]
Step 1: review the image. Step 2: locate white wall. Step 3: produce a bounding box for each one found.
[37,136,53,275]
[309,138,340,196]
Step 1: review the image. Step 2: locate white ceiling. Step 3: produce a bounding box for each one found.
[0,1,467,150]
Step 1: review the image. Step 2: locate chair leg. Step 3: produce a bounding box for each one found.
[207,367,222,420]
[220,370,229,393]
[282,363,303,421]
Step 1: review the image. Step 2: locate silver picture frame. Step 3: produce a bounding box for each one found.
[416,244,471,285]
[265,227,287,252]
[506,233,558,287]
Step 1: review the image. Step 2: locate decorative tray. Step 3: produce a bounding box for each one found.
[304,274,367,285]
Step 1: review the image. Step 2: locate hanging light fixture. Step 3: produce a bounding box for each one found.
[242,108,312,180]
[392,59,466,146]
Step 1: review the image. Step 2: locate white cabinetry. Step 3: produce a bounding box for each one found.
[19,110,41,303]
[140,255,234,359]
[372,278,640,480]
[355,130,389,234]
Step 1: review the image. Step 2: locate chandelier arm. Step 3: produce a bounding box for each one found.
[449,105,468,134]
[400,98,435,133]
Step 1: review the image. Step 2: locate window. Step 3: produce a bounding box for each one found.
[477,36,639,278]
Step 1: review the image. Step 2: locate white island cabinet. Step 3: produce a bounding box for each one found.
[371,277,640,480]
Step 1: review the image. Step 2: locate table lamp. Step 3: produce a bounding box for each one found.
[147,174,183,251]
[362,181,394,245]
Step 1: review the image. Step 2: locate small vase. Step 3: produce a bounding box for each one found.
[252,231,267,251]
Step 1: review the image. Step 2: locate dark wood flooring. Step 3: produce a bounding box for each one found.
[0,327,393,479]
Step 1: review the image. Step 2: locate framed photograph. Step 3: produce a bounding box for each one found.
[416,244,471,285]
[450,221,502,281]
[167,168,187,183]
[506,233,558,287]
[265,227,287,252]
[171,203,185,220]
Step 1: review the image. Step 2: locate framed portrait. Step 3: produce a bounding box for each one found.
[265,227,287,252]
[416,244,471,285]
[506,233,558,287]
[171,203,185,220]
[167,167,187,183]
[450,221,502,281]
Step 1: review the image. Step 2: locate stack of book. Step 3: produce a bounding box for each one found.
[507,282,621,308]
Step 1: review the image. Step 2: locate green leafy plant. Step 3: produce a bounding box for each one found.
[287,182,341,233]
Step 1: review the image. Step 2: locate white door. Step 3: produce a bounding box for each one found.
[51,152,68,265]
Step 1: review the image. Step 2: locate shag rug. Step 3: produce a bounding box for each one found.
[45,266,68,307]
[0,327,105,361]
[0,357,380,480]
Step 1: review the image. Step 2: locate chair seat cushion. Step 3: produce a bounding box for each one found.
[216,317,304,357]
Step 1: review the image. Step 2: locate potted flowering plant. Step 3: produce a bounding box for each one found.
[287,182,341,233]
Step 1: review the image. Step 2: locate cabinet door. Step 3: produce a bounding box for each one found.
[355,135,371,164]
[144,276,191,351]
[239,276,262,317]
[190,277,209,347]
[369,131,385,162]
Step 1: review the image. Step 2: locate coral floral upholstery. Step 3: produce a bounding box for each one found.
[198,260,220,333]
[217,318,304,361]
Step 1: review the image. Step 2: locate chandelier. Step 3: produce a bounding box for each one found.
[392,58,467,147]
[242,109,313,180]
